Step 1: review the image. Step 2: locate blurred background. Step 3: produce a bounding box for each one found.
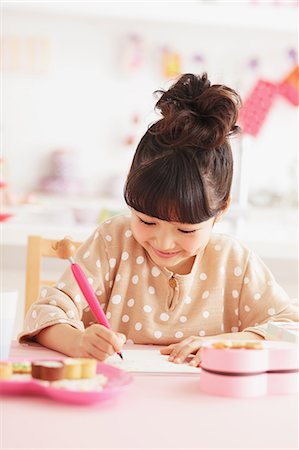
[1,0,298,335]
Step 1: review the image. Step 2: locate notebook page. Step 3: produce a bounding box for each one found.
[105,348,201,375]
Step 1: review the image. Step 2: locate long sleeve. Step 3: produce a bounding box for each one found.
[18,227,110,343]
[238,251,298,338]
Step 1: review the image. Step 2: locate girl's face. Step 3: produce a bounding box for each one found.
[130,209,215,274]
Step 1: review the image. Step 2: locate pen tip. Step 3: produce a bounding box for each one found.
[119,352,124,360]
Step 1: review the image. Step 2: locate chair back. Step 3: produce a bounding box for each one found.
[25,236,81,315]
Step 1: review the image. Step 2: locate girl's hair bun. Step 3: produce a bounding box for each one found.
[153,73,242,149]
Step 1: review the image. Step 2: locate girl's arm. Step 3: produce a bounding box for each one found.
[36,323,125,360]
[160,330,263,366]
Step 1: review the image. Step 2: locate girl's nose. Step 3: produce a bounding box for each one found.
[154,233,176,251]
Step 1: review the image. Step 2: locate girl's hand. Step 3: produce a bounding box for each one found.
[75,324,126,361]
[160,336,205,367]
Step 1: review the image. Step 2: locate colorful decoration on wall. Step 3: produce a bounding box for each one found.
[38,150,85,195]
[239,65,299,136]
[239,80,277,137]
[0,36,51,74]
[161,48,181,78]
[278,66,299,106]
[122,34,144,74]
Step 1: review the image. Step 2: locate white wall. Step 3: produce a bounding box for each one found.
[2,6,297,203]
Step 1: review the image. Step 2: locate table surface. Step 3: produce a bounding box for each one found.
[1,341,298,450]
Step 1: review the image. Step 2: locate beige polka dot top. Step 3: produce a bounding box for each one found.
[19,215,298,345]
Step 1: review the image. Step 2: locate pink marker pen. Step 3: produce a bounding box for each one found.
[69,257,123,360]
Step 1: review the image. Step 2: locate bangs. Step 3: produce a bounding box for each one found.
[124,153,215,224]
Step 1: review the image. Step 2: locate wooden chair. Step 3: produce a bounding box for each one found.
[25,236,81,315]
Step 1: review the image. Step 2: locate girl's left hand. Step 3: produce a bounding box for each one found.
[160,336,205,367]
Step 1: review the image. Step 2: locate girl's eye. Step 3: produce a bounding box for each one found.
[140,218,155,226]
[178,229,197,234]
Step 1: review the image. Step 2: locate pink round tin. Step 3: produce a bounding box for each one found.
[199,340,298,398]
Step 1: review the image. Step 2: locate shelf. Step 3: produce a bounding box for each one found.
[1,199,297,260]
[3,1,297,33]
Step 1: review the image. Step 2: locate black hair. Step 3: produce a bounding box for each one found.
[124,73,242,224]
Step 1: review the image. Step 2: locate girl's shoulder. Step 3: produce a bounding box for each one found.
[94,213,140,253]
[208,233,252,260]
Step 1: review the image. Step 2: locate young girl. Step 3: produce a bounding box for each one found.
[19,73,297,367]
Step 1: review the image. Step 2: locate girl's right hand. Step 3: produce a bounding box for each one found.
[75,324,126,360]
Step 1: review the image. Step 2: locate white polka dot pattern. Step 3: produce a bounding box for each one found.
[199,273,207,280]
[160,313,169,321]
[121,252,129,261]
[175,331,183,339]
[136,256,144,265]
[154,330,162,339]
[111,295,122,305]
[132,275,139,285]
[234,266,242,276]
[202,290,209,299]
[127,298,135,307]
[143,305,152,313]
[148,286,155,294]
[151,266,161,277]
[109,258,116,268]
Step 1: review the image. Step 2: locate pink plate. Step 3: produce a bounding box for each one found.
[0,361,133,405]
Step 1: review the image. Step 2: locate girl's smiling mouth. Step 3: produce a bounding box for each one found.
[151,247,181,259]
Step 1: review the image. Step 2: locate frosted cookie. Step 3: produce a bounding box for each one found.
[32,361,64,381]
[51,374,108,391]
[212,341,263,350]
[63,358,82,379]
[0,362,13,380]
[212,341,232,349]
[12,361,32,374]
[79,358,97,379]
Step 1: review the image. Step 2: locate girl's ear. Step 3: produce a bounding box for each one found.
[215,196,231,222]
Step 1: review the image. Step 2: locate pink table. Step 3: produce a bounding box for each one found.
[1,341,298,449]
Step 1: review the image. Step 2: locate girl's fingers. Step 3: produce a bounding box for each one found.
[188,349,202,367]
[160,345,177,355]
[171,339,202,363]
[92,325,125,353]
[85,341,110,360]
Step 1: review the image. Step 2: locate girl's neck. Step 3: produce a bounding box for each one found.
[166,255,196,276]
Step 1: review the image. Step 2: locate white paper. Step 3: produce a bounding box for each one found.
[105,348,201,375]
